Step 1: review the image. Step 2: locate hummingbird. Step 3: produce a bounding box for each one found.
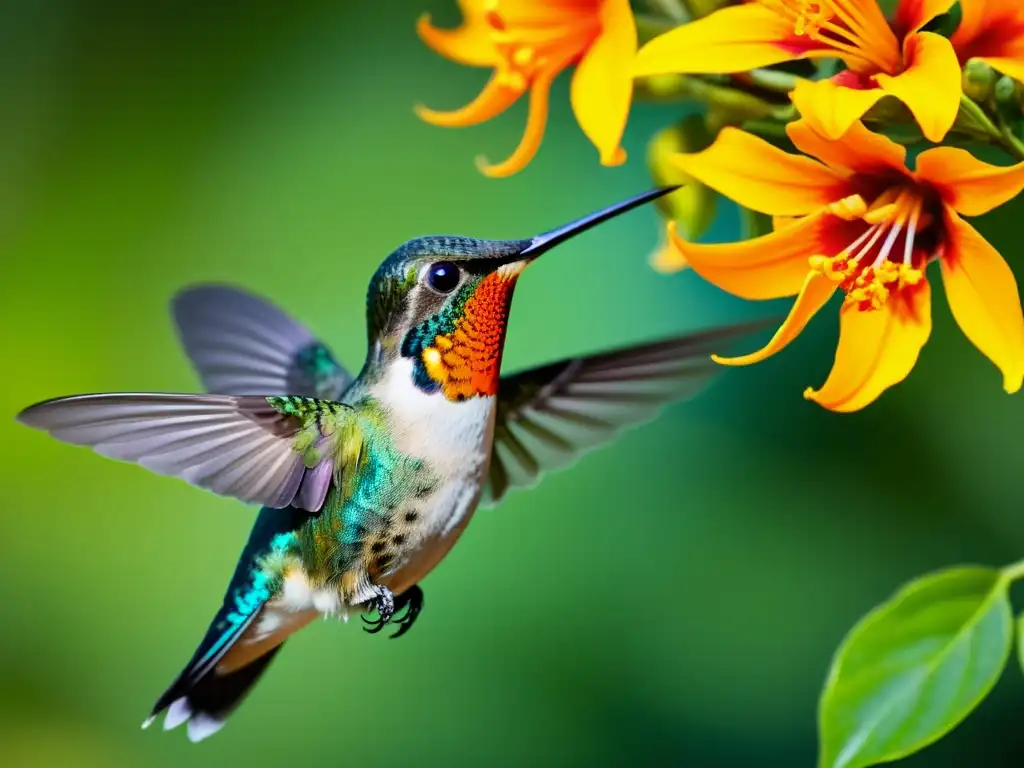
[17,187,765,742]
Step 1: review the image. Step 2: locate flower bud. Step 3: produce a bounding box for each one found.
[962,59,997,102]
[995,74,1019,108]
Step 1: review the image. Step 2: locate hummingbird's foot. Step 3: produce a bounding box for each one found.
[389,585,424,640]
[362,584,424,639]
[362,585,395,634]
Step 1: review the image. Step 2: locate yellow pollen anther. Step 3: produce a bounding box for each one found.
[898,264,924,288]
[513,47,534,67]
[827,194,868,221]
[792,0,827,37]
[809,254,856,281]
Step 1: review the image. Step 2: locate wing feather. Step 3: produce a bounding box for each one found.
[483,319,775,506]
[17,393,356,511]
[172,285,352,399]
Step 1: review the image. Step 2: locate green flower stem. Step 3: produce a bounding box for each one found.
[997,118,1024,161]
[958,93,1003,140]
[745,68,800,94]
[641,0,690,23]
[634,13,679,45]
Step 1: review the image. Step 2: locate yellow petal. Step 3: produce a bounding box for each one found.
[786,118,908,176]
[915,147,1024,216]
[667,212,829,300]
[416,7,497,67]
[713,272,836,366]
[973,57,1024,84]
[415,75,522,127]
[790,78,887,141]
[805,281,932,412]
[940,209,1024,393]
[633,3,814,77]
[570,0,636,167]
[875,32,961,142]
[670,127,845,217]
[894,0,957,37]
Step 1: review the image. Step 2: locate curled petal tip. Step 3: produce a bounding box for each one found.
[649,239,688,273]
[474,154,518,179]
[600,146,628,167]
[709,353,748,367]
[1003,372,1023,394]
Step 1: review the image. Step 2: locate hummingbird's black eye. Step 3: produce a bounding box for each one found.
[426,261,461,294]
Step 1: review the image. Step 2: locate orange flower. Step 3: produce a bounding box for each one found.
[951,0,1024,84]
[416,0,636,177]
[633,0,962,142]
[664,121,1024,411]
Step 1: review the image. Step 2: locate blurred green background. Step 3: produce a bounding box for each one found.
[3,2,1024,766]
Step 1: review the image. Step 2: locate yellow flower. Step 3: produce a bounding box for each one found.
[951,0,1024,84]
[664,120,1024,411]
[634,0,962,142]
[416,0,636,177]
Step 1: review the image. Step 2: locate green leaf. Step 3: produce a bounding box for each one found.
[818,567,1012,768]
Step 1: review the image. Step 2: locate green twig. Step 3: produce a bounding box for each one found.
[642,0,690,23]
[997,118,1024,161]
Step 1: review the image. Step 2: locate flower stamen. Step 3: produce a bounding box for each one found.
[811,187,928,311]
[757,0,902,74]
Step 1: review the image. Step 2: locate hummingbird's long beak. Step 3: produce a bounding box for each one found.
[515,186,681,261]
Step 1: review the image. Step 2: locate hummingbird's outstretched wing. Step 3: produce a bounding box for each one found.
[172,285,352,399]
[481,319,773,506]
[16,393,358,512]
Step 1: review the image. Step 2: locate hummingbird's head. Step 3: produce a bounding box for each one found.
[365,187,678,402]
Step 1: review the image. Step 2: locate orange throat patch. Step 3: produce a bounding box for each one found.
[421,268,521,400]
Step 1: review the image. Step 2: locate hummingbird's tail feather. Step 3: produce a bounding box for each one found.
[148,644,285,742]
[145,505,311,742]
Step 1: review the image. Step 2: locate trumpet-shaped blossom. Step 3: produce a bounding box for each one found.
[951,0,1024,84]
[633,0,962,142]
[665,120,1024,411]
[417,0,636,177]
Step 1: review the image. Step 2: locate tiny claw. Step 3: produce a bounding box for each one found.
[389,585,424,639]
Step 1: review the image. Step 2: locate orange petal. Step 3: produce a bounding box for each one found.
[950,0,1024,61]
[875,32,961,142]
[570,0,635,167]
[415,75,522,127]
[669,127,844,217]
[633,3,817,77]
[476,59,566,178]
[940,209,1024,393]
[915,147,1024,216]
[667,212,829,300]
[416,7,497,67]
[894,0,956,37]
[786,118,908,176]
[790,78,887,141]
[804,281,932,412]
[712,272,836,366]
